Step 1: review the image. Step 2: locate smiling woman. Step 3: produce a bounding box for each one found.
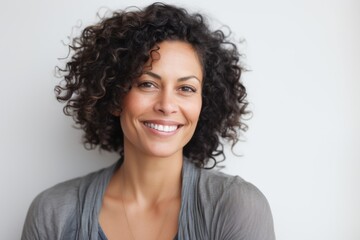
[21,2,275,240]
[119,41,203,160]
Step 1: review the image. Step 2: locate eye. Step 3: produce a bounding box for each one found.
[179,85,197,94]
[136,81,158,91]
[138,81,154,88]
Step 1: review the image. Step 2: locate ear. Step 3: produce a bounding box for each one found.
[111,110,122,117]
[109,107,122,117]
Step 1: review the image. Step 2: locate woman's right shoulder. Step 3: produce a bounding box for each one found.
[31,175,85,211]
[34,168,105,208]
[21,166,113,239]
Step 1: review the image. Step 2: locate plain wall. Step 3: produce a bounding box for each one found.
[1,0,359,239]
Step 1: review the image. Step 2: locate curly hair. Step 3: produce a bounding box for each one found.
[55,2,250,168]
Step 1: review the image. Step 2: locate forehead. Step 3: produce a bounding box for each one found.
[145,40,203,77]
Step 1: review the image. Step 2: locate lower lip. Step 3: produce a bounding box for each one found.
[143,123,181,136]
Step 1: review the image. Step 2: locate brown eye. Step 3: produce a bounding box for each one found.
[136,81,158,91]
[179,86,196,93]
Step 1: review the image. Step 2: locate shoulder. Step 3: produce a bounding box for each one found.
[198,169,276,240]
[31,168,104,216]
[198,168,263,203]
[21,165,115,239]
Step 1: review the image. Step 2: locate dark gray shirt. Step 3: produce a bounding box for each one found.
[22,159,275,240]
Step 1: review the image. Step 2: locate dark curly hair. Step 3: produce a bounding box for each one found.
[55,2,250,168]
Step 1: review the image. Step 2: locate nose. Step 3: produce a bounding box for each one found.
[154,90,179,115]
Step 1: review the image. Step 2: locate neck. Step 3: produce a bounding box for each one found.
[117,150,183,206]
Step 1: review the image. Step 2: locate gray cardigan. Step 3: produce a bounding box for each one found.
[22,159,275,240]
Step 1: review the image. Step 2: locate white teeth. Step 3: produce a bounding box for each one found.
[144,122,178,132]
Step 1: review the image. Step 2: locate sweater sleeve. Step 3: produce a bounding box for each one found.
[21,179,80,240]
[21,194,43,240]
[211,177,276,240]
[21,163,116,240]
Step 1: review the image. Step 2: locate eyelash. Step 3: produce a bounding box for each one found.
[179,85,196,93]
[137,81,156,89]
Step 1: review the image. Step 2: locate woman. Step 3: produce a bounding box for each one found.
[22,3,275,240]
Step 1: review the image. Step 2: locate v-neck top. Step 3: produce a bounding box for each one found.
[22,158,275,240]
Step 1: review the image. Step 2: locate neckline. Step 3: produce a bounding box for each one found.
[97,158,196,240]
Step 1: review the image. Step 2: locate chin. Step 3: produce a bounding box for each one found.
[143,145,183,159]
[147,151,181,159]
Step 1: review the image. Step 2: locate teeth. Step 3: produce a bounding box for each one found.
[144,122,178,132]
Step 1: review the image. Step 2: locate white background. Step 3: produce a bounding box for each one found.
[1,0,359,239]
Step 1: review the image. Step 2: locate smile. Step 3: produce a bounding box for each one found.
[143,122,180,133]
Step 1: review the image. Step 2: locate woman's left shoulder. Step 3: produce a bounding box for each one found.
[198,168,266,202]
[198,168,276,239]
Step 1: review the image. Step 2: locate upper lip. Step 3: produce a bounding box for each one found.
[142,120,184,126]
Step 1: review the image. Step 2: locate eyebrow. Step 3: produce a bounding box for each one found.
[143,71,201,83]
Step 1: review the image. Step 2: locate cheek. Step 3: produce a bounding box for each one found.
[119,113,131,136]
[187,98,202,123]
[121,93,147,116]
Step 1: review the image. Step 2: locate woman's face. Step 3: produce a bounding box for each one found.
[119,40,203,159]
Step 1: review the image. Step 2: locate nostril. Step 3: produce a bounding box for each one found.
[154,98,178,114]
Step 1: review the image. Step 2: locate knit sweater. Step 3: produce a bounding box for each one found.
[22,159,275,240]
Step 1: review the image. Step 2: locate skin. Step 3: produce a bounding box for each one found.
[99,40,203,240]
